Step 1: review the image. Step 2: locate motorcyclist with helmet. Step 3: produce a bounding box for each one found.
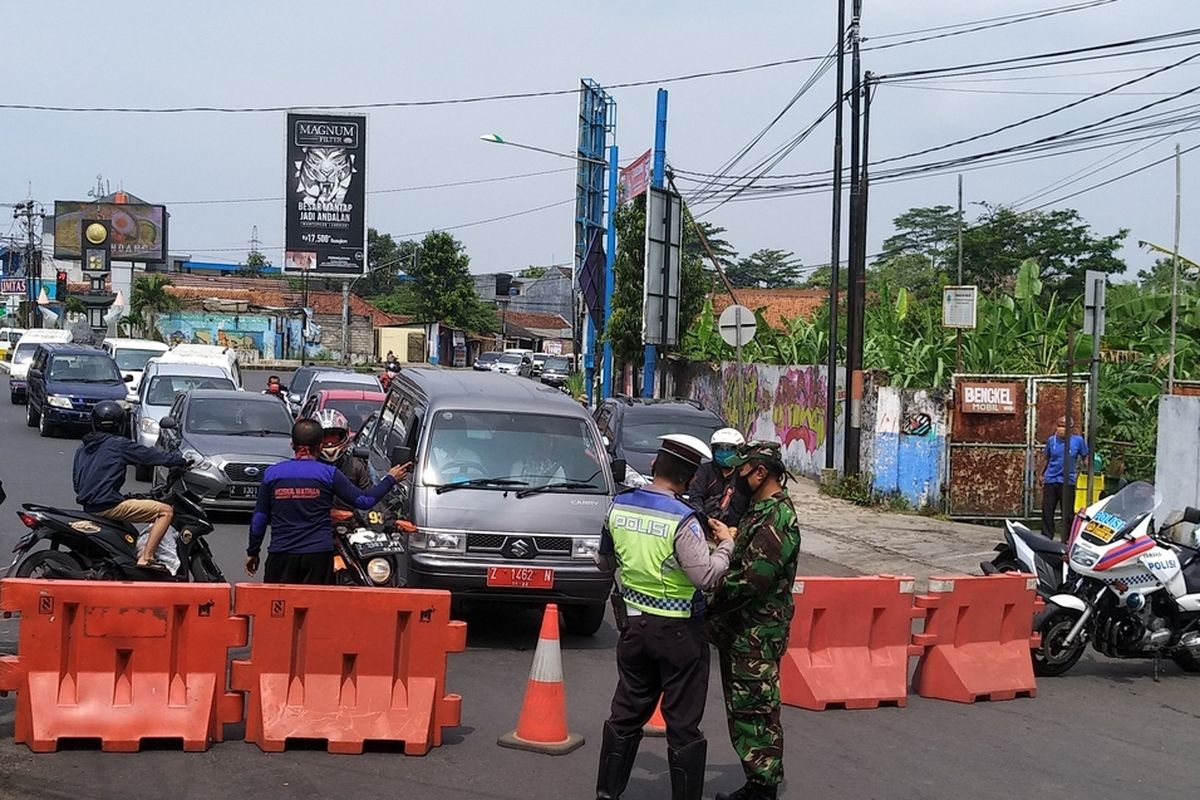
[687,428,750,528]
[72,400,190,569]
[314,408,372,502]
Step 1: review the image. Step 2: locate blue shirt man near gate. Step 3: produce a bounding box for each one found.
[245,418,410,584]
[1040,415,1089,539]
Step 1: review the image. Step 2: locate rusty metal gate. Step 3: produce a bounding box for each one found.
[947,375,1087,520]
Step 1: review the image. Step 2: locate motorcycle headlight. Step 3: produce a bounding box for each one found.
[408,530,465,553]
[573,536,601,559]
[1070,543,1098,568]
[141,417,160,435]
[46,394,73,409]
[366,557,393,584]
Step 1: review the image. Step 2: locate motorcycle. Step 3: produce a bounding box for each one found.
[331,506,410,587]
[6,465,225,583]
[981,519,1068,598]
[1033,480,1200,677]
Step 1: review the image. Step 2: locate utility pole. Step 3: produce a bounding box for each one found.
[12,201,45,327]
[300,268,309,366]
[643,88,668,398]
[844,0,865,475]
[824,0,847,478]
[956,174,965,373]
[341,278,351,365]
[1169,143,1182,392]
[1063,331,1076,540]
[499,297,509,347]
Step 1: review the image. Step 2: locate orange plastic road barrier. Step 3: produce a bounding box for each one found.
[498,603,584,755]
[231,584,466,755]
[0,579,245,752]
[780,575,923,710]
[643,698,666,737]
[911,574,1039,703]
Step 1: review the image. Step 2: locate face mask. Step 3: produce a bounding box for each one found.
[735,467,756,497]
[714,448,736,468]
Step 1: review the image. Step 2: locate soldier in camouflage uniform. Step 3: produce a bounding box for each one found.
[706,441,801,800]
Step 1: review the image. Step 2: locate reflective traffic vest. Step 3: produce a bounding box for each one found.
[608,488,697,618]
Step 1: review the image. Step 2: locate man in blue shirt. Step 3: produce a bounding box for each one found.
[1040,415,1089,538]
[246,418,410,584]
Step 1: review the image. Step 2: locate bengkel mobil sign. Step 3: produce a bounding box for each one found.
[959,382,1020,415]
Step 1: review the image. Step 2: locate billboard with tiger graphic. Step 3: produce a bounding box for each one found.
[284,112,367,277]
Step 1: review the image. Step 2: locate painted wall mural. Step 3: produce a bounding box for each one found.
[690,363,845,479]
[157,312,277,360]
[869,386,947,508]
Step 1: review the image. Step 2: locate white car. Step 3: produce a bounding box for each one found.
[101,338,169,400]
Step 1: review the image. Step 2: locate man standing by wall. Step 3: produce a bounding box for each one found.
[707,441,802,800]
[1039,415,1089,538]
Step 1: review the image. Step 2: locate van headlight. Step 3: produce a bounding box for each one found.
[141,417,160,435]
[366,558,393,584]
[46,395,73,409]
[409,530,466,553]
[573,537,601,559]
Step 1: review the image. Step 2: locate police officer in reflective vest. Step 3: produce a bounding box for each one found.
[595,434,737,800]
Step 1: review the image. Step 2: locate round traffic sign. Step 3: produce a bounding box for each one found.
[718,304,757,347]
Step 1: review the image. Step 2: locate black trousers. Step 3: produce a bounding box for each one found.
[264,551,334,585]
[1041,482,1065,538]
[607,613,709,752]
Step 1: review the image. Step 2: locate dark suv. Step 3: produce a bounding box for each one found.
[594,397,726,485]
[25,344,132,437]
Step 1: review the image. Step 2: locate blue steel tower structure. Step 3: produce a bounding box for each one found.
[575,79,615,403]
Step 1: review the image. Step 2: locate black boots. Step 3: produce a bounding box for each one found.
[716,783,779,800]
[596,721,642,799]
[668,738,707,800]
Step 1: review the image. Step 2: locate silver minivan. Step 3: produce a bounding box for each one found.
[365,369,623,636]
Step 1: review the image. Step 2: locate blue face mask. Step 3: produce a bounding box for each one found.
[714,448,736,467]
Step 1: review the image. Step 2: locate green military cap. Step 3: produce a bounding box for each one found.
[727,439,785,469]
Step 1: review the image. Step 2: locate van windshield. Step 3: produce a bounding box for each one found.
[114,348,165,371]
[424,410,607,493]
[48,354,123,383]
[145,375,235,406]
[498,353,522,365]
[12,343,39,365]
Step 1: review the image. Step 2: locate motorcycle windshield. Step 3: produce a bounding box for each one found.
[1083,481,1161,544]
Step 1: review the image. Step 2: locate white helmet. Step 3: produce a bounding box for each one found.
[657,433,712,467]
[314,408,351,462]
[710,427,745,448]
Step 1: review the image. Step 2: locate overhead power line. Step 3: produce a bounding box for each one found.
[1025,140,1200,210]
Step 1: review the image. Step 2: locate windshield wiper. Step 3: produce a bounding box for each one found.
[228,429,290,437]
[434,477,529,495]
[516,480,599,499]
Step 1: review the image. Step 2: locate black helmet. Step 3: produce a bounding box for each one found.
[91,400,128,435]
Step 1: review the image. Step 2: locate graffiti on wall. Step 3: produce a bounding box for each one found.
[159,312,276,359]
[690,362,844,479]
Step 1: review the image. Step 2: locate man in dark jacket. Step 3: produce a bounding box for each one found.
[314,408,372,506]
[245,418,410,584]
[688,428,749,528]
[72,400,189,568]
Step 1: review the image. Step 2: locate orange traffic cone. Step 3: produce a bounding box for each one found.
[498,604,585,755]
[643,698,666,737]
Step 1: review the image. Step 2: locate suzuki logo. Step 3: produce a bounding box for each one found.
[504,538,535,559]
[244,466,261,478]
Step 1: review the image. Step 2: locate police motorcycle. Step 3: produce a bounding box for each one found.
[331,504,410,587]
[981,520,1067,598]
[1033,481,1200,677]
[6,463,224,583]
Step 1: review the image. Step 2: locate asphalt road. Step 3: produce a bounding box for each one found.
[0,369,1195,799]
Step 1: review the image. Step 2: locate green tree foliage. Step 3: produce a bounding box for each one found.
[725,248,804,289]
[407,231,497,331]
[879,204,960,266]
[239,249,271,276]
[519,265,549,280]
[130,274,181,341]
[357,228,419,298]
[607,195,708,365]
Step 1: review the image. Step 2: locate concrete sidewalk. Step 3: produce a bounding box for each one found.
[790,478,1002,585]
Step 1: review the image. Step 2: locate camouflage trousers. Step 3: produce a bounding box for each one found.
[717,649,783,787]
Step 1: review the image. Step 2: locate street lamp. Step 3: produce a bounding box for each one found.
[480,132,618,402]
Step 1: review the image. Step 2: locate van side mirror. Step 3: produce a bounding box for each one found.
[611,458,627,484]
[160,416,179,430]
[390,445,413,468]
[1185,507,1200,525]
[351,446,369,460]
[123,374,135,383]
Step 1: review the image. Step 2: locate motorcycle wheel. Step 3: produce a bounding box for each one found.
[188,553,224,583]
[1172,650,1200,673]
[1033,608,1087,677]
[993,557,1023,573]
[16,549,83,580]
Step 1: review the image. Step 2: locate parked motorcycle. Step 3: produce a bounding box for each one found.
[981,519,1067,598]
[6,465,225,583]
[1033,480,1200,677]
[331,506,409,587]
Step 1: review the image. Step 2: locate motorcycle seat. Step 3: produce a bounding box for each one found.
[23,503,139,537]
[1013,528,1067,556]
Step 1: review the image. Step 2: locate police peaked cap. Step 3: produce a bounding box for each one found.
[657,433,713,468]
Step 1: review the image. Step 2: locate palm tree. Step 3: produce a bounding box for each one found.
[130,274,181,341]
